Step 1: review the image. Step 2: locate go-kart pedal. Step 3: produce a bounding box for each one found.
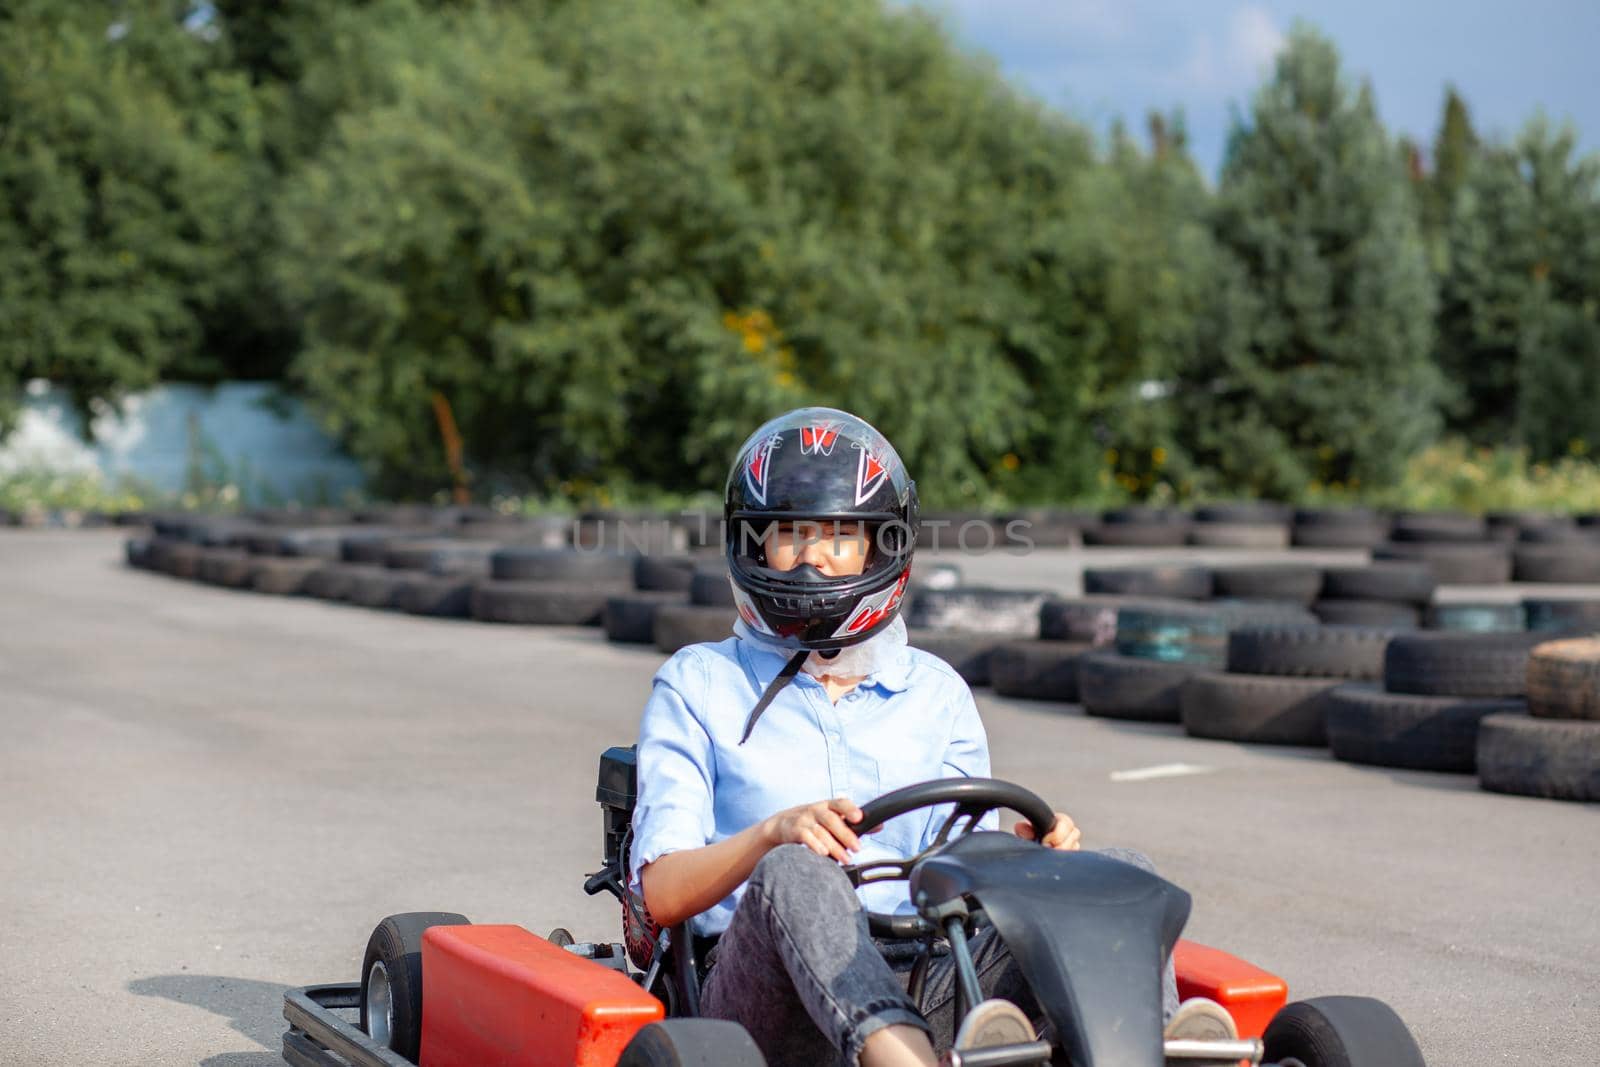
[1162,997,1240,1065]
[943,999,1051,1065]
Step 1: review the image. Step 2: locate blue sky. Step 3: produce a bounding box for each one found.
[910,0,1600,178]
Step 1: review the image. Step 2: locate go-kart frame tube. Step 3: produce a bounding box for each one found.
[281,984,414,1067]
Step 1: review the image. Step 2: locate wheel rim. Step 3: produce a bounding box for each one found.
[366,959,395,1048]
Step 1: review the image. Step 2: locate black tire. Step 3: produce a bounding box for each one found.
[1039,596,1179,645]
[360,911,470,1062]
[196,548,256,588]
[1186,522,1290,548]
[1512,545,1600,583]
[157,540,204,579]
[1293,507,1384,527]
[905,588,1050,636]
[1422,601,1525,633]
[606,592,686,644]
[1194,501,1292,524]
[489,546,635,583]
[1319,564,1436,605]
[1082,566,1212,601]
[1227,625,1393,681]
[124,537,153,569]
[1311,599,1421,629]
[989,640,1090,701]
[635,554,698,592]
[1180,672,1338,746]
[385,539,493,576]
[1076,652,1201,722]
[1391,510,1485,542]
[1514,524,1591,544]
[1383,631,1553,698]
[1114,604,1229,666]
[1210,565,1323,605]
[1372,542,1512,585]
[1524,638,1600,720]
[1477,713,1600,801]
[1080,523,1190,547]
[302,562,384,601]
[617,1019,768,1067]
[348,570,412,610]
[689,568,735,607]
[342,532,424,564]
[654,604,736,652]
[250,557,324,595]
[999,508,1093,547]
[1325,683,1524,773]
[470,579,629,625]
[1102,506,1189,525]
[1524,596,1600,633]
[394,575,475,617]
[1262,995,1426,1067]
[1290,522,1390,549]
[907,630,1008,687]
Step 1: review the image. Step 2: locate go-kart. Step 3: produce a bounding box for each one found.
[281,746,1426,1066]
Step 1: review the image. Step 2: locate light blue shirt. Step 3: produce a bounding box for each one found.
[630,635,995,937]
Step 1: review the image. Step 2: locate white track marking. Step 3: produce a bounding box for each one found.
[1110,762,1215,783]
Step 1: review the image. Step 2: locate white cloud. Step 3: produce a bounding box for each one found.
[1228,5,1286,75]
[1160,3,1284,94]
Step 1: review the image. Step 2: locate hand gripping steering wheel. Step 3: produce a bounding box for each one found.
[841,778,1056,939]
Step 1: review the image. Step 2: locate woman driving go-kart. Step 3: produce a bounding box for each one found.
[629,406,1233,1067]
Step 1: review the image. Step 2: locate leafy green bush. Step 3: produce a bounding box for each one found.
[1304,438,1600,514]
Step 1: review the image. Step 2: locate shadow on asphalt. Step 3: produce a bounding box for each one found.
[128,973,289,1067]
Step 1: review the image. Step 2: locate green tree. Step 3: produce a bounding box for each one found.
[0,2,264,431]
[1509,119,1600,459]
[277,0,1103,501]
[1175,25,1441,498]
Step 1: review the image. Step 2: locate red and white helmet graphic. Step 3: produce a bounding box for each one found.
[743,433,782,506]
[799,423,840,456]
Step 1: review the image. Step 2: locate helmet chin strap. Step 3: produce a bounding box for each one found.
[739,650,811,745]
[734,617,908,744]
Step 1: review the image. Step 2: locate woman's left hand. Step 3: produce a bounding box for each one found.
[1013,811,1081,850]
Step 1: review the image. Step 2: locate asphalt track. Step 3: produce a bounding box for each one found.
[1,530,1596,1067]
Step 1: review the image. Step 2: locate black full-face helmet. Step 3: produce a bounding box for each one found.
[724,406,919,652]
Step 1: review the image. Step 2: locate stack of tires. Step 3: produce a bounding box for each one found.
[1186,503,1291,549]
[601,555,697,646]
[1180,625,1393,746]
[907,583,1045,687]
[471,548,636,626]
[1290,507,1390,549]
[1080,507,1190,547]
[1323,632,1550,773]
[1478,638,1600,801]
[651,562,738,653]
[1505,515,1600,583]
[1076,599,1316,723]
[1371,511,1512,585]
[1312,562,1435,629]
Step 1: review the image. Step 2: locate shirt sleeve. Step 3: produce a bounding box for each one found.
[629,648,717,897]
[915,676,998,850]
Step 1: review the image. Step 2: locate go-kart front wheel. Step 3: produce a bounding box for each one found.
[617,1019,768,1067]
[359,911,470,1062]
[1264,996,1425,1067]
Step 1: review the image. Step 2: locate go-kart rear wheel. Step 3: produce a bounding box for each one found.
[1263,996,1425,1067]
[359,911,470,1062]
[617,1019,768,1067]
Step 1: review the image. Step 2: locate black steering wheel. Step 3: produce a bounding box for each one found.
[841,778,1056,939]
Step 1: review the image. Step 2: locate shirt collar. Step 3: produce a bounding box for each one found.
[734,632,913,695]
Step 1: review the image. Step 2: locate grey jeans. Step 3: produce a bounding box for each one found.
[699,844,1180,1067]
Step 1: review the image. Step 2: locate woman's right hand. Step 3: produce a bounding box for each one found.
[762,797,866,863]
